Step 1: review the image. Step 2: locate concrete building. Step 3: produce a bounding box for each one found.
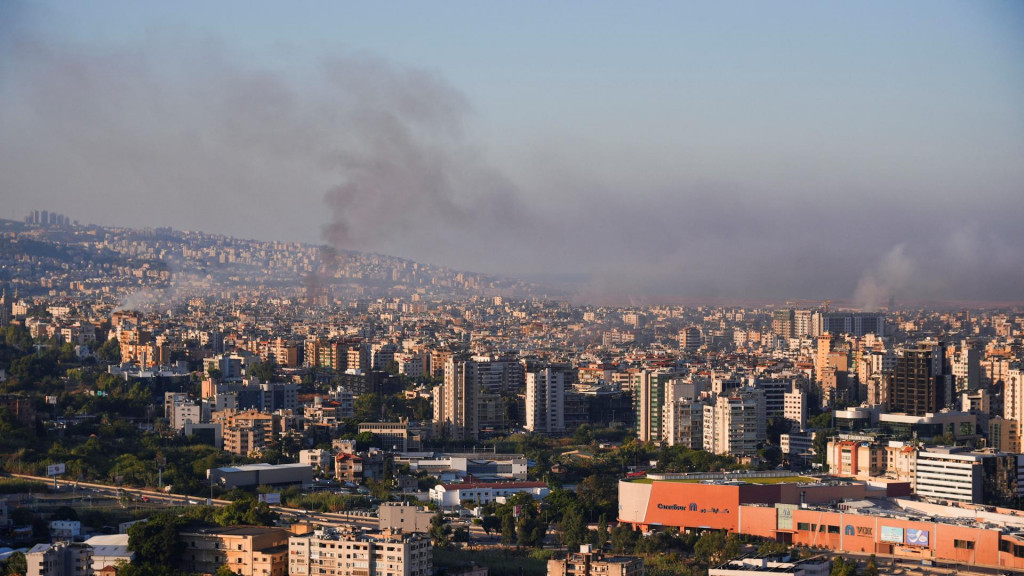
[208,463,313,489]
[288,525,431,576]
[525,366,572,434]
[1004,368,1024,453]
[25,535,134,576]
[662,398,704,449]
[634,370,683,444]
[782,386,807,430]
[887,346,949,416]
[359,421,420,452]
[179,526,289,576]
[396,453,528,481]
[429,481,549,507]
[989,416,1020,454]
[548,545,644,576]
[299,449,332,473]
[378,502,435,533]
[702,389,766,457]
[434,356,508,441]
[335,453,363,482]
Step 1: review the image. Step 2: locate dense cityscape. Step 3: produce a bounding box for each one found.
[1,216,1023,576]
[4,2,1023,576]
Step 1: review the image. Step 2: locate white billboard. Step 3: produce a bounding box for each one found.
[259,492,281,504]
[47,463,66,476]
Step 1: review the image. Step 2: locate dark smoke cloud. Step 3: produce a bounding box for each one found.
[1,23,1022,305]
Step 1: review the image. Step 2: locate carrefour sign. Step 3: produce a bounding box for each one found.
[880,526,904,543]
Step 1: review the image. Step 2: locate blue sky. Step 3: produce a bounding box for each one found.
[2,1,1023,304]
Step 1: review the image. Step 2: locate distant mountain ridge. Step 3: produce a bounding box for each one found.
[0,217,567,305]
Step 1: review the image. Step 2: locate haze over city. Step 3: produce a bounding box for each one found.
[1,1,1023,304]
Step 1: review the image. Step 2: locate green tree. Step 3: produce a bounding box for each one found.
[558,505,589,550]
[609,524,637,554]
[216,565,238,576]
[127,512,186,569]
[429,510,452,548]
[594,515,609,549]
[0,552,26,576]
[481,515,502,535]
[354,394,383,421]
[863,555,878,576]
[694,531,739,566]
[249,359,277,383]
[501,513,516,545]
[572,424,594,445]
[830,556,858,576]
[97,338,121,363]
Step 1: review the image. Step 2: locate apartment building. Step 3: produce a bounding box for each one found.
[179,526,289,576]
[288,526,431,576]
[548,545,644,576]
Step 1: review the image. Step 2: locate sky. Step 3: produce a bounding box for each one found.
[1,1,1023,306]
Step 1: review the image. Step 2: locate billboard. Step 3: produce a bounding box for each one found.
[259,492,281,504]
[906,529,930,547]
[880,526,904,543]
[46,463,66,476]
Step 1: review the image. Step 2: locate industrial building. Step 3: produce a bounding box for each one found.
[207,463,313,489]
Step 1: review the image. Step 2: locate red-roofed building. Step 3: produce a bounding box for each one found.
[335,453,363,483]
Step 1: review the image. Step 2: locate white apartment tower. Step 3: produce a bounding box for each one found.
[525,367,568,434]
[702,389,766,457]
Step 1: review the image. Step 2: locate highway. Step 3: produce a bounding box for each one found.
[7,473,381,530]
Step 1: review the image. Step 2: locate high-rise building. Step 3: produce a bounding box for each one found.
[678,326,702,352]
[793,309,814,338]
[702,389,766,457]
[771,309,794,340]
[525,365,573,434]
[662,397,704,449]
[1003,368,1024,451]
[433,356,512,441]
[820,312,886,337]
[635,369,682,443]
[887,346,948,416]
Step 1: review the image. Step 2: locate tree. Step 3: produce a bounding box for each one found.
[481,515,502,535]
[0,552,26,576]
[558,505,589,550]
[429,510,451,548]
[452,526,470,543]
[863,555,878,576]
[501,513,516,545]
[572,424,594,445]
[609,524,637,554]
[756,540,788,556]
[830,556,858,576]
[249,359,276,383]
[97,338,121,364]
[594,515,609,550]
[127,512,186,569]
[694,531,739,566]
[354,394,383,421]
[216,566,239,576]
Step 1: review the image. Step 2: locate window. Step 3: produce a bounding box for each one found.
[1000,540,1012,552]
[827,526,840,534]
[954,540,975,550]
[797,522,811,531]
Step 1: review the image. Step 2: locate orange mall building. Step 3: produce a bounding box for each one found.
[619,474,1024,571]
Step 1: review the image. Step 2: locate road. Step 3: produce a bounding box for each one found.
[7,473,535,547]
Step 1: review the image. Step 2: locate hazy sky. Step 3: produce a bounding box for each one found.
[2,1,1023,305]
